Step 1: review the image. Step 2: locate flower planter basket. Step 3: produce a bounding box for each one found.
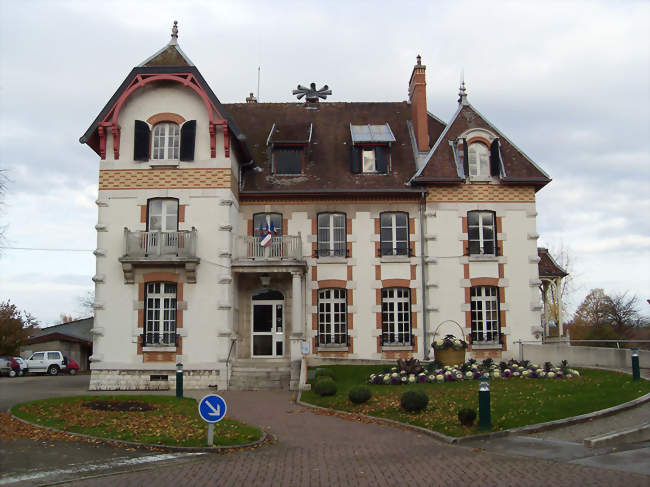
[431,320,468,366]
[434,347,466,366]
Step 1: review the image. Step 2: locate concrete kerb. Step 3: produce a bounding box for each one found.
[297,369,650,444]
[9,411,269,453]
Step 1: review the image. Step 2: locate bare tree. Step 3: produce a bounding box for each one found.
[78,290,95,317]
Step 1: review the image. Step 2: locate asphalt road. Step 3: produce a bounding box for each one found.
[0,374,92,412]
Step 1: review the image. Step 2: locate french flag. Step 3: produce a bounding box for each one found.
[260,223,273,247]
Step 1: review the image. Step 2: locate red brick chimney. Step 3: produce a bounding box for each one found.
[408,55,429,152]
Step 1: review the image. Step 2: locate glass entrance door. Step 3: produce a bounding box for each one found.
[252,301,284,357]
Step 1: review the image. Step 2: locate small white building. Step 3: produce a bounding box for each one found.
[80,25,552,391]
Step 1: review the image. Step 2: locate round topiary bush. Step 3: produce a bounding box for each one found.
[400,390,428,413]
[313,377,337,396]
[458,407,477,426]
[348,386,372,404]
[314,369,334,380]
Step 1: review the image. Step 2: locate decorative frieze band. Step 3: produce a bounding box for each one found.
[99,168,231,190]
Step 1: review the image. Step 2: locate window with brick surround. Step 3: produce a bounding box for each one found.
[318,288,347,346]
[470,286,500,344]
[381,288,412,345]
[144,282,177,346]
[468,211,496,256]
[380,212,409,256]
[317,213,346,257]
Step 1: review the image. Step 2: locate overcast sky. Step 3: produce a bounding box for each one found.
[0,0,648,326]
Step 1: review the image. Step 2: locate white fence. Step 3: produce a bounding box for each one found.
[520,342,650,370]
[233,235,302,260]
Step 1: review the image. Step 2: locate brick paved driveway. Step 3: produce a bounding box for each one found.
[60,391,649,487]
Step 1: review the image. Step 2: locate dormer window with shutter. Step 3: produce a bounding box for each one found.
[267,122,312,175]
[458,133,504,181]
[350,124,395,174]
[134,117,196,165]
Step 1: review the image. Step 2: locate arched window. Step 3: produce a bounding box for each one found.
[152,122,180,160]
[468,142,489,178]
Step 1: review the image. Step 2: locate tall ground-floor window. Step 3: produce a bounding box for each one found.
[318,288,347,345]
[381,288,412,345]
[145,282,177,346]
[470,286,500,343]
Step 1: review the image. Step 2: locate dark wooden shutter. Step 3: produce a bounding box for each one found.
[462,139,469,178]
[375,146,388,173]
[490,139,501,177]
[350,146,361,173]
[133,120,150,161]
[180,120,196,161]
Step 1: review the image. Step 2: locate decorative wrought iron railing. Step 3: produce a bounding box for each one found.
[141,332,179,347]
[381,332,415,346]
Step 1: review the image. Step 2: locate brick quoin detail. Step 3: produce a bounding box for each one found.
[147,112,186,126]
[140,205,147,223]
[178,205,185,223]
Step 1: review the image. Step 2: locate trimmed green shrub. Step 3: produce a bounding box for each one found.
[400,390,428,413]
[313,377,337,396]
[458,408,477,426]
[348,386,372,404]
[314,369,334,380]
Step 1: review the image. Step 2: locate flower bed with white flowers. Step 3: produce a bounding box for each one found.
[368,360,581,386]
[300,364,650,438]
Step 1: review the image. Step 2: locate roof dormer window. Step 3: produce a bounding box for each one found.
[350,124,395,174]
[274,147,304,174]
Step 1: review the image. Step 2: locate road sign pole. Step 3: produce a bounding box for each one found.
[207,423,214,446]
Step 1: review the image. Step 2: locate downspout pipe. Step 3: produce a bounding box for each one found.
[419,191,429,360]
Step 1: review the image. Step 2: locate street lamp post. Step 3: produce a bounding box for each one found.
[176,362,184,398]
[479,375,491,430]
[631,348,640,381]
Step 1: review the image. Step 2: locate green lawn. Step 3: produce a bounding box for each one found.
[12,395,262,447]
[301,366,650,437]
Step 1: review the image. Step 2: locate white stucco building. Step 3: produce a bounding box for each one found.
[80,25,554,390]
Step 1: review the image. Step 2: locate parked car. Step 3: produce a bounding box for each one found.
[63,356,80,375]
[25,351,67,375]
[13,357,27,376]
[0,356,21,377]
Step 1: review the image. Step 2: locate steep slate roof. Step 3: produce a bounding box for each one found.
[225,102,446,194]
[412,104,551,189]
[538,248,568,278]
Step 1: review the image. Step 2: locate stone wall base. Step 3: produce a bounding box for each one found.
[89,369,225,391]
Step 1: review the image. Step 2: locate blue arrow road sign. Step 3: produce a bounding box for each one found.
[198,394,227,423]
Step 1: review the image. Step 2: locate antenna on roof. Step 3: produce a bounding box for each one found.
[458,68,468,106]
[257,66,261,102]
[169,20,178,45]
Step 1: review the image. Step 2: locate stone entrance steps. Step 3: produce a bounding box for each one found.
[229,359,291,390]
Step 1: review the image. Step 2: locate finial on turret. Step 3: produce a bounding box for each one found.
[170,20,178,45]
[416,54,421,66]
[458,69,468,106]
